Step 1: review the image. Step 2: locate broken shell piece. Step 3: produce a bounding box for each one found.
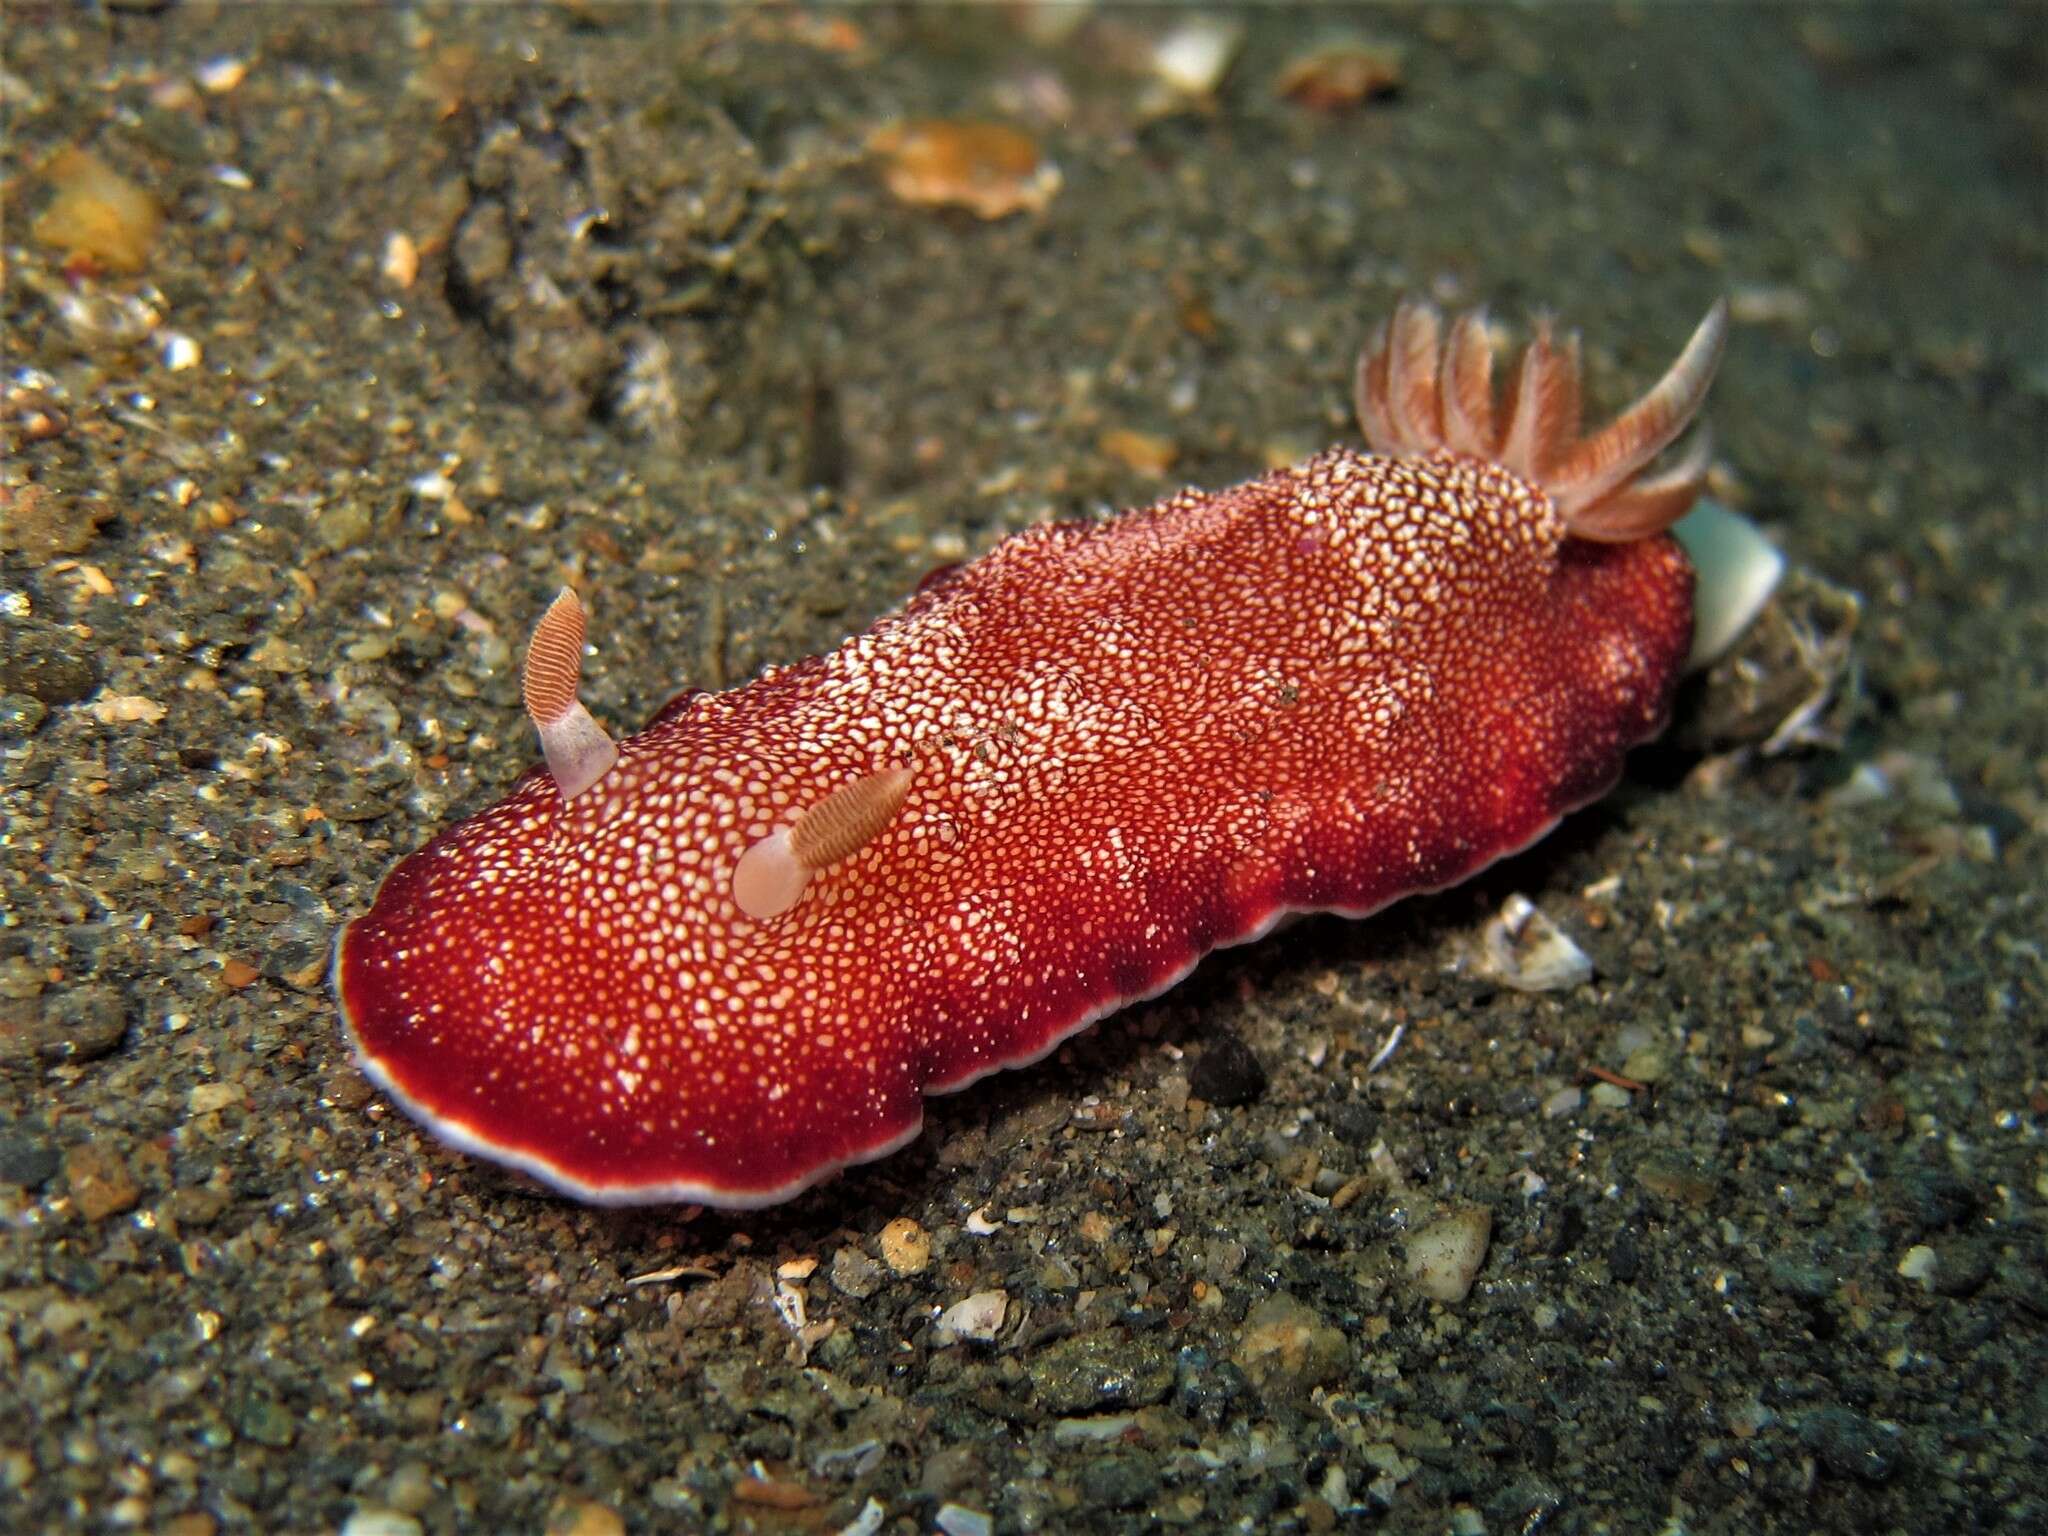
[1672,497,1786,672]
[33,147,163,275]
[1149,17,1243,98]
[1406,1206,1492,1303]
[933,1289,1008,1346]
[1480,894,1592,993]
[1275,40,1405,111]
[871,121,1060,220]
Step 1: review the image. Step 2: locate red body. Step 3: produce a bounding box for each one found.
[337,446,1692,1205]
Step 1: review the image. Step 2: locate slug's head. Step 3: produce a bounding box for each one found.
[332,588,684,1200]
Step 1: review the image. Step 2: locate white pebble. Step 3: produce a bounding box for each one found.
[339,1512,424,1536]
[1406,1207,1493,1303]
[932,1289,1007,1346]
[1896,1244,1937,1289]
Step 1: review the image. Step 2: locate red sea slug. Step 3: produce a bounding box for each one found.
[336,297,1741,1206]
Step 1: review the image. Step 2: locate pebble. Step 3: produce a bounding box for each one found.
[1026,1331,1175,1414]
[1405,1207,1493,1303]
[0,693,46,737]
[1588,1082,1634,1111]
[1077,1453,1160,1509]
[830,1245,885,1299]
[0,985,127,1066]
[1637,1161,1718,1207]
[0,1131,61,1190]
[877,1217,931,1276]
[1233,1293,1350,1401]
[0,617,102,704]
[1896,1244,1937,1289]
[62,1141,139,1221]
[339,1513,423,1536]
[917,1443,982,1503]
[1541,1086,1582,1119]
[1189,1030,1268,1107]
[1620,1044,1671,1085]
[0,484,112,561]
[1798,1406,1899,1483]
[232,1389,296,1449]
[546,1501,626,1536]
[383,1462,436,1514]
[932,1290,1007,1346]
[31,147,164,273]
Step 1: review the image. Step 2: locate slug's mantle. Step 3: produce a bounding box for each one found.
[336,298,1741,1207]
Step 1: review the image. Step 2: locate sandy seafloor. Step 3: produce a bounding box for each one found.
[3,6,2044,1534]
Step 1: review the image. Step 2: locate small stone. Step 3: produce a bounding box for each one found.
[385,1466,436,1515]
[1077,1453,1160,1509]
[63,1140,139,1220]
[933,1289,1007,1346]
[830,1245,884,1299]
[1189,1031,1268,1107]
[339,1513,423,1536]
[1026,1331,1175,1414]
[1233,1292,1350,1402]
[919,1444,983,1502]
[1588,1081,1633,1111]
[544,1500,625,1536]
[0,483,113,561]
[1798,1406,1899,1483]
[189,1082,242,1115]
[878,1217,931,1276]
[1928,1240,1994,1299]
[1620,1044,1670,1085]
[1637,1161,1718,1207]
[166,1184,229,1228]
[313,500,376,555]
[1896,1244,1937,1290]
[1098,428,1178,478]
[0,984,126,1067]
[32,147,163,273]
[0,618,101,704]
[1405,1206,1493,1303]
[0,694,45,737]
[232,1389,296,1449]
[0,1132,60,1190]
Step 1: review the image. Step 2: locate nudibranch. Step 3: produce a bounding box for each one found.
[336,297,1774,1207]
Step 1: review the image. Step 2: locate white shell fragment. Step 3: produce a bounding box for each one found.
[932,1289,1008,1346]
[1480,893,1593,993]
[1405,1206,1493,1303]
[1672,497,1785,671]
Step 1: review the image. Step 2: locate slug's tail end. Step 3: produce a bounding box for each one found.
[1358,298,1728,542]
